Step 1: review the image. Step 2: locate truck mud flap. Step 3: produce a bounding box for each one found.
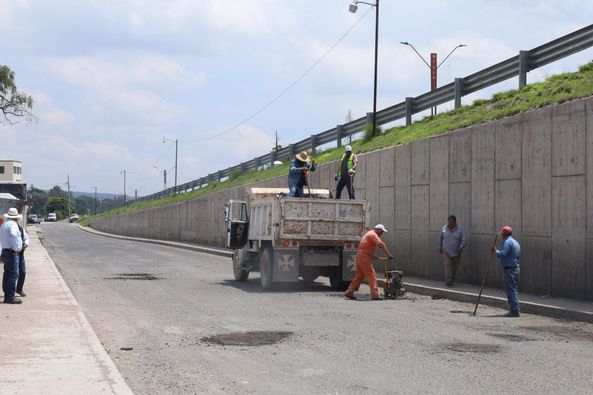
[342,250,356,281]
[273,249,300,282]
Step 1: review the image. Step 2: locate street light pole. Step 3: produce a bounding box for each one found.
[349,0,379,138]
[163,137,178,193]
[93,186,97,215]
[401,42,466,115]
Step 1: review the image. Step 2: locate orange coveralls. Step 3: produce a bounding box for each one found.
[346,230,386,298]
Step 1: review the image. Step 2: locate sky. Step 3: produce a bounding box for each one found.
[1,0,592,197]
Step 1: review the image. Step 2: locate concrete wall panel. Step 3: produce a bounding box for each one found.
[588,239,593,301]
[379,187,395,252]
[393,230,411,272]
[471,127,495,234]
[587,99,593,238]
[495,118,522,180]
[379,147,395,187]
[365,153,381,226]
[520,237,552,296]
[552,175,586,237]
[495,179,521,236]
[449,129,472,183]
[552,238,586,299]
[394,145,411,230]
[430,137,449,231]
[552,100,586,177]
[522,108,552,237]
[411,140,429,185]
[411,185,429,231]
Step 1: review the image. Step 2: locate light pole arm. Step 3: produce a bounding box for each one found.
[438,44,466,69]
[354,1,377,6]
[401,42,431,69]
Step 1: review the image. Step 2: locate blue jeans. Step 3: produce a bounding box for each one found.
[336,177,355,199]
[17,253,26,294]
[288,184,304,197]
[2,250,19,301]
[503,266,520,313]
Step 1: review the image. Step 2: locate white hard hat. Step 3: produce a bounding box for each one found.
[374,224,388,232]
[345,145,352,152]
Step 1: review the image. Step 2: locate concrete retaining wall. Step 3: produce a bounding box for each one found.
[92,97,593,301]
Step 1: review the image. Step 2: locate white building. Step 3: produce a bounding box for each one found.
[0,160,23,182]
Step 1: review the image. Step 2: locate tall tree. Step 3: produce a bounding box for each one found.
[0,65,33,124]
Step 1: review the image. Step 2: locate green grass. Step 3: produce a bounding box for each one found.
[89,61,593,222]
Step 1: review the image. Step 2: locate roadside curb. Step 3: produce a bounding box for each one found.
[77,225,233,258]
[78,225,593,323]
[399,283,593,324]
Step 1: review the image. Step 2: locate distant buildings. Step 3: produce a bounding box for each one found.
[0,160,23,182]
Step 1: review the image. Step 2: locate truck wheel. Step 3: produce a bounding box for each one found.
[232,249,250,282]
[329,266,349,291]
[301,267,319,283]
[259,247,274,290]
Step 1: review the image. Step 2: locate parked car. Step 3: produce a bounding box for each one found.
[47,213,57,222]
[27,214,39,224]
[69,213,79,223]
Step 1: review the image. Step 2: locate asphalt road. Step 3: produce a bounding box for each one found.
[41,222,593,394]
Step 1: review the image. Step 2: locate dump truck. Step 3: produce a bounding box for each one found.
[224,188,369,290]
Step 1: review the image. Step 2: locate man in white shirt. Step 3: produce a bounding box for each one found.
[1,208,24,304]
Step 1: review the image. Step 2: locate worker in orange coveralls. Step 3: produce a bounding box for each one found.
[345,224,393,300]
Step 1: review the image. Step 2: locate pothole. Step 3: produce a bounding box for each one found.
[201,331,293,346]
[486,333,533,342]
[443,342,502,354]
[104,273,160,280]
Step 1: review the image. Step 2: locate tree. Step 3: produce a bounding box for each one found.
[48,185,68,199]
[46,197,69,220]
[28,187,49,216]
[0,65,33,125]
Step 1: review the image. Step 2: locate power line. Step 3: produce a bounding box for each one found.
[182,7,373,143]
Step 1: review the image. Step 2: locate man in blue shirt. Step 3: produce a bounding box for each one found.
[438,215,466,286]
[1,208,24,304]
[287,151,316,197]
[490,226,521,317]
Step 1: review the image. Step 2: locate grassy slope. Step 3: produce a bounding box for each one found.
[81,62,593,226]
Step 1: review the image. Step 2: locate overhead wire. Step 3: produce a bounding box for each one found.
[181,6,373,143]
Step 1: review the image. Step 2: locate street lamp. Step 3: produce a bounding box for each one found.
[401,41,466,115]
[349,0,379,139]
[163,137,178,193]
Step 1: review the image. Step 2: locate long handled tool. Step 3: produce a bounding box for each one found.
[473,234,499,316]
[304,168,312,198]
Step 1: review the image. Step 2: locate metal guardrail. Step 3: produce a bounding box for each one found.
[131,24,593,203]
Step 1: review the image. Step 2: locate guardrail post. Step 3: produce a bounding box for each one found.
[454,78,463,109]
[254,157,260,171]
[270,151,276,167]
[519,50,529,89]
[366,112,373,125]
[310,134,318,156]
[289,144,295,159]
[336,124,343,147]
[405,97,413,126]
[240,162,246,174]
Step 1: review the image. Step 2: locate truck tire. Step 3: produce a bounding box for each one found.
[232,249,250,282]
[329,266,349,291]
[301,267,319,283]
[259,246,274,290]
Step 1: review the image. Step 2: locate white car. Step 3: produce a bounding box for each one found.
[47,213,57,222]
[69,213,79,223]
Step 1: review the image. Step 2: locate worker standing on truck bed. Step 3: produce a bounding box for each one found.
[287,151,316,197]
[345,224,393,301]
[335,145,358,200]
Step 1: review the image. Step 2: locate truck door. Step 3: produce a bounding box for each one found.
[224,200,249,249]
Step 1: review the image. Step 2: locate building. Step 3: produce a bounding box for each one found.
[0,160,23,182]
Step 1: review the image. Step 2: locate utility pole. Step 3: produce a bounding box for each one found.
[163,137,178,193]
[93,187,97,215]
[66,175,71,218]
[135,189,138,199]
[275,131,279,151]
[163,169,167,191]
[121,170,126,205]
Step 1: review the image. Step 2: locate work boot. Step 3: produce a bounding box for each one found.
[344,292,356,300]
[17,291,26,297]
[503,311,520,317]
[4,297,23,304]
[445,279,454,286]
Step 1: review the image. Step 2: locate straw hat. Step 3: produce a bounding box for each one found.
[4,207,22,219]
[296,151,310,162]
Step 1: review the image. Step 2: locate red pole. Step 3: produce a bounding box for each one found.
[431,53,437,115]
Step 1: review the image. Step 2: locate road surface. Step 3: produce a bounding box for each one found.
[41,222,593,394]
